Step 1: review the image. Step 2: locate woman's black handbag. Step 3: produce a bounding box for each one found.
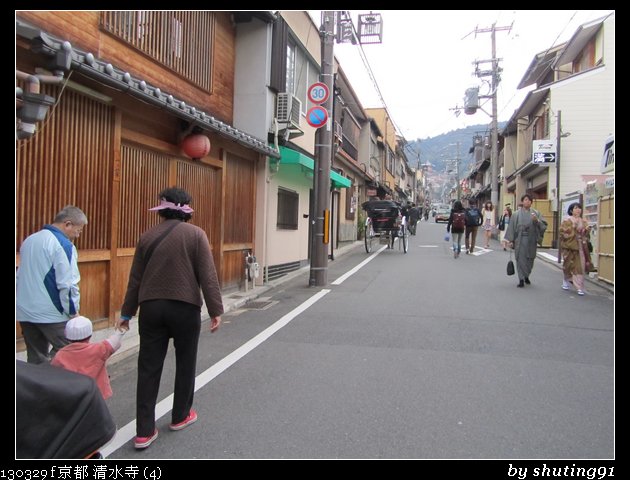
[507,250,515,276]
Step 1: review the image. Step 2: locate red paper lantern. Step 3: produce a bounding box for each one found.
[182,133,211,159]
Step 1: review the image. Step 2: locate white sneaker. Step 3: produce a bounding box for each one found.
[577,290,585,296]
[562,280,570,290]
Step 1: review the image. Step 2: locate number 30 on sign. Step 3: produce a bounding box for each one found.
[308,82,329,104]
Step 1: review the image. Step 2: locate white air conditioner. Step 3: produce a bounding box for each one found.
[276,93,302,128]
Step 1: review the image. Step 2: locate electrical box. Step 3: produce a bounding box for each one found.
[464,87,479,115]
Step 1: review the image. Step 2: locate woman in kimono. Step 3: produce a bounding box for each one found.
[498,205,512,250]
[559,202,592,296]
[504,194,547,288]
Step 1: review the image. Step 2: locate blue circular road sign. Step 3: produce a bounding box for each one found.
[306,106,329,128]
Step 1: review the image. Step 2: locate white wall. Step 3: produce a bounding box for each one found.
[551,16,615,197]
[266,168,312,266]
[234,19,273,141]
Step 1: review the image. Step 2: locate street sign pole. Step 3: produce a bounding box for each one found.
[310,11,335,287]
[555,110,562,261]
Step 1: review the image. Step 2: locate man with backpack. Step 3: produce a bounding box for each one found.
[464,200,483,254]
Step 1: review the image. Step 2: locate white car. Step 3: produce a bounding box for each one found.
[434,207,451,223]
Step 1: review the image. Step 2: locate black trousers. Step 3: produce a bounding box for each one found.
[136,299,201,437]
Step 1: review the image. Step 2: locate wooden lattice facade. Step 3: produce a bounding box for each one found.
[16,11,262,346]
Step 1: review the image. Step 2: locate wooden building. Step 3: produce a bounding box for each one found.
[16,11,279,344]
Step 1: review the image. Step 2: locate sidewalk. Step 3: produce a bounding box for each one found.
[536,247,614,295]
[16,241,364,365]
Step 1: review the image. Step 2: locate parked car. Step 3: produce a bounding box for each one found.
[435,206,451,223]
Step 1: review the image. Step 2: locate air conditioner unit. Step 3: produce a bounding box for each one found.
[334,121,342,141]
[276,92,301,128]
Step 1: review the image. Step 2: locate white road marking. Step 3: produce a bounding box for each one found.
[471,247,492,256]
[331,245,387,285]
[102,288,332,457]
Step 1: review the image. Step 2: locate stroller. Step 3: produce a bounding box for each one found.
[16,360,116,459]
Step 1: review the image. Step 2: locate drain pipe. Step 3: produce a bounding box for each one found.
[263,118,283,285]
[16,70,64,140]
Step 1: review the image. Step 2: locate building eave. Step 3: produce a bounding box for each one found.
[552,15,611,69]
[16,19,280,159]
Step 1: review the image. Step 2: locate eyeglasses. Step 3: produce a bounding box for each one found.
[66,221,84,233]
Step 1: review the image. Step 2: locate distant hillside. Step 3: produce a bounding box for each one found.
[406,123,506,174]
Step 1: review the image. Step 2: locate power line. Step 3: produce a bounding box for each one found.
[346,11,408,142]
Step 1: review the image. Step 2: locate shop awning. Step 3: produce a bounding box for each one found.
[277,146,352,189]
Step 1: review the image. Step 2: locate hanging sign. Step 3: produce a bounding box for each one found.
[532,140,557,166]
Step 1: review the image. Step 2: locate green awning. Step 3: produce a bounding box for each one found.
[330,168,352,189]
[276,146,352,189]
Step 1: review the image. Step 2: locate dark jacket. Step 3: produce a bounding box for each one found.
[121,219,224,318]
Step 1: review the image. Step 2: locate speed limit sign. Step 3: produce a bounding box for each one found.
[308,82,329,104]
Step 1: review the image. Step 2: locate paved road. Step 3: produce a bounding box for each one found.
[103,220,614,459]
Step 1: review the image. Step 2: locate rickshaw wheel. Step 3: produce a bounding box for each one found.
[402,225,409,253]
[364,224,375,253]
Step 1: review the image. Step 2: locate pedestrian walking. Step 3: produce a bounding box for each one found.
[482,201,496,249]
[118,187,224,450]
[446,200,466,258]
[16,205,88,364]
[464,200,483,254]
[408,203,420,235]
[51,315,127,399]
[504,194,548,287]
[498,205,512,250]
[559,202,592,295]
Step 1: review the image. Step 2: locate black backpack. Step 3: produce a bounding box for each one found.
[466,207,482,227]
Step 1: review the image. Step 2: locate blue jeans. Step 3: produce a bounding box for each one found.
[452,232,463,253]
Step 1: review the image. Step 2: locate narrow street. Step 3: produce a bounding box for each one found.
[104,221,614,459]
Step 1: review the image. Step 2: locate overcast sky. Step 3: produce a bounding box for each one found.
[307,10,614,141]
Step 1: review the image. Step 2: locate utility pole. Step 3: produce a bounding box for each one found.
[310,11,382,286]
[310,11,335,287]
[452,142,461,201]
[469,22,511,221]
[555,110,562,263]
[489,24,500,216]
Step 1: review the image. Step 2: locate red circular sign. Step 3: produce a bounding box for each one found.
[307,82,330,104]
[306,106,329,128]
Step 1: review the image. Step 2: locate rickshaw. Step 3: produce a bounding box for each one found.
[362,200,409,254]
[16,360,116,459]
